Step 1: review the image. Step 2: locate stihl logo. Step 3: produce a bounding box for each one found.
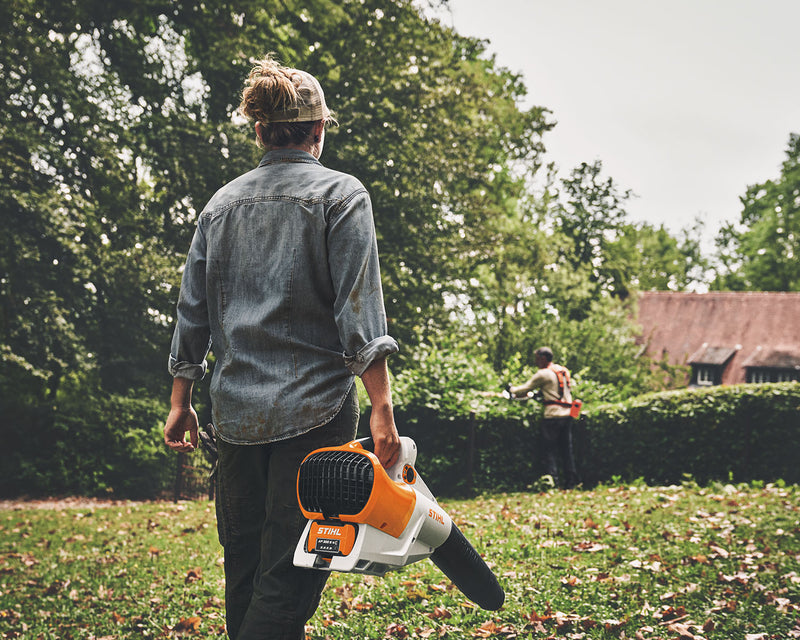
[428,508,445,525]
[318,527,342,536]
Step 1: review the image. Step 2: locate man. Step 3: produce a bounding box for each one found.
[163,55,400,639]
[508,347,580,489]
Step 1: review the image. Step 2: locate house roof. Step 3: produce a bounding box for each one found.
[636,291,800,384]
[688,345,737,366]
[741,346,800,370]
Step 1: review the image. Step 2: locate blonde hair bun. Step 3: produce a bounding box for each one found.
[239,54,333,125]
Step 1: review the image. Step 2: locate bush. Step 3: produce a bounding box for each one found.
[360,382,800,496]
[2,390,175,499]
[580,381,800,486]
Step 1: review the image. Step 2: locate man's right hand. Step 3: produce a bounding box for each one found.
[164,377,199,452]
[164,405,199,452]
[369,406,400,469]
[360,357,401,468]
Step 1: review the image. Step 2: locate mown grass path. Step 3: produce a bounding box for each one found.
[1,483,798,639]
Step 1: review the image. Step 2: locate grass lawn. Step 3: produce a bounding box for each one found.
[1,481,798,639]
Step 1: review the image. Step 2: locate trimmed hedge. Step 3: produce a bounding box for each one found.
[580,381,800,487]
[360,382,800,496]
[5,382,797,499]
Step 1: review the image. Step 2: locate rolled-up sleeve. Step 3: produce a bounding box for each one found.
[343,335,399,376]
[168,223,211,380]
[328,188,399,376]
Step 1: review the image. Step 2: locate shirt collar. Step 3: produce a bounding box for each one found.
[259,148,321,167]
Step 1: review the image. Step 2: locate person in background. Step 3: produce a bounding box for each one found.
[507,346,581,489]
[163,54,400,640]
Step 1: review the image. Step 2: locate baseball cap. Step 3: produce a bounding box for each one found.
[265,69,336,125]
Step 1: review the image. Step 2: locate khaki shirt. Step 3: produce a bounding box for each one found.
[511,366,573,419]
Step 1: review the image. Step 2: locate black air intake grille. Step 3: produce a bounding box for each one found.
[298,450,374,518]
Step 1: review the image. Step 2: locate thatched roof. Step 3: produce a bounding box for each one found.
[637,292,800,384]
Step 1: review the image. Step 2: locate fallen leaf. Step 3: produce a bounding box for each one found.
[185,568,202,583]
[173,616,202,634]
[472,621,516,637]
[385,622,409,638]
[667,621,706,639]
[427,606,452,620]
[655,605,687,622]
[708,544,729,558]
[473,621,498,638]
[573,541,607,553]
[561,575,582,587]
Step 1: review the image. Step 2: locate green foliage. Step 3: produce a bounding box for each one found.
[581,382,800,486]
[556,160,633,299]
[713,132,800,291]
[0,0,199,400]
[2,0,792,502]
[312,0,555,354]
[367,382,800,497]
[3,485,799,638]
[386,296,681,425]
[392,335,507,418]
[1,381,174,499]
[542,160,709,304]
[604,219,710,293]
[0,0,555,477]
[529,295,678,399]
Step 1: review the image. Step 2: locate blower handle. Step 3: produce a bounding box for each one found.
[430,523,505,611]
[353,436,419,484]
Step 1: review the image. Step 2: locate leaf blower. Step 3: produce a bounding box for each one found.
[293,436,505,611]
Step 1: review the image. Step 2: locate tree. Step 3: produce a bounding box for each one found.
[0,0,561,494]
[0,0,345,401]
[712,133,800,291]
[298,0,554,354]
[603,219,708,294]
[552,159,634,304]
[3,0,718,497]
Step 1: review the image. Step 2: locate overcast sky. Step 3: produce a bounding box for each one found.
[433,0,800,247]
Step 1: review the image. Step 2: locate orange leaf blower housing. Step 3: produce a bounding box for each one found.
[294,437,505,611]
[296,439,417,538]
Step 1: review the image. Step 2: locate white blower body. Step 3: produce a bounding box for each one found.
[293,436,504,611]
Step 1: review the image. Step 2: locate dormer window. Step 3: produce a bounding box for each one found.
[688,345,737,388]
[746,367,799,384]
[696,366,714,386]
[742,347,800,385]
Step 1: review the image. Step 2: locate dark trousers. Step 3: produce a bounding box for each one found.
[214,387,359,640]
[540,416,580,489]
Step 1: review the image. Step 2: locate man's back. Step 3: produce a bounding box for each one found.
[172,148,391,443]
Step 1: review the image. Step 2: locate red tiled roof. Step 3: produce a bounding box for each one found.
[636,291,800,385]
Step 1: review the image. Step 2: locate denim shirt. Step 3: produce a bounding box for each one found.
[168,149,398,444]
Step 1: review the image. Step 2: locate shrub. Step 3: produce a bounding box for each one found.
[580,381,800,486]
[2,390,174,499]
[361,382,800,496]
